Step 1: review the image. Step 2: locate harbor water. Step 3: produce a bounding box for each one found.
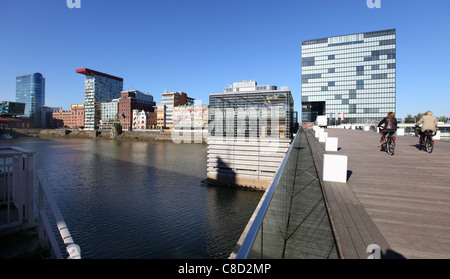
[1,137,263,259]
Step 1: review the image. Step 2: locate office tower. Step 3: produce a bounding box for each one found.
[76,68,123,130]
[159,91,195,129]
[207,80,294,189]
[16,73,45,126]
[301,29,396,124]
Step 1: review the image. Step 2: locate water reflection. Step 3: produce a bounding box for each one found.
[0,138,262,258]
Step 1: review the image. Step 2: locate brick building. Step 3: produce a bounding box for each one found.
[52,104,85,128]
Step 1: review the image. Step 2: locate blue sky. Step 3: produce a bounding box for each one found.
[1,0,449,119]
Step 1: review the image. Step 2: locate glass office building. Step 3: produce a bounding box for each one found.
[301,29,396,124]
[76,68,123,130]
[16,73,45,123]
[209,80,294,139]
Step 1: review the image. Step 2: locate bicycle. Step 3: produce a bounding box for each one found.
[419,129,435,153]
[379,129,396,156]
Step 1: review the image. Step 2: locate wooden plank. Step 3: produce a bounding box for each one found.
[320,128,450,258]
[305,129,397,259]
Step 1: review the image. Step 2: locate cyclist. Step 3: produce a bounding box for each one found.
[415,111,437,146]
[377,112,397,146]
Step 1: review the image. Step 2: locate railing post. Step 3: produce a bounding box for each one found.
[38,178,45,240]
[26,152,35,225]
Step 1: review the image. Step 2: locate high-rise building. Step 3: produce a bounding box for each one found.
[301,29,396,124]
[76,68,123,130]
[16,73,45,126]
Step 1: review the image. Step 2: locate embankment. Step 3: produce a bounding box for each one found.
[10,128,194,143]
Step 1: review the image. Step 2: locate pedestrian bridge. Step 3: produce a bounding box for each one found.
[231,127,450,259]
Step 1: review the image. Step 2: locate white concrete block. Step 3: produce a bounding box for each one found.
[364,126,370,131]
[325,137,338,152]
[435,130,441,140]
[396,128,404,136]
[319,132,328,143]
[315,128,322,138]
[323,154,348,183]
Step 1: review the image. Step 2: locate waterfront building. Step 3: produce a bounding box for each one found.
[301,29,396,124]
[38,106,60,128]
[159,91,195,130]
[207,80,294,189]
[210,80,294,139]
[132,110,157,130]
[76,68,123,130]
[15,73,45,127]
[155,104,166,128]
[0,101,25,116]
[52,104,85,128]
[173,104,208,130]
[101,99,119,121]
[118,90,156,130]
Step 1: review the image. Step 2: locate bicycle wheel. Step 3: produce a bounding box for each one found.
[387,137,395,155]
[425,137,433,153]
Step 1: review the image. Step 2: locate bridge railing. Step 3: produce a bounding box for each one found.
[36,169,81,259]
[0,147,35,230]
[231,128,338,259]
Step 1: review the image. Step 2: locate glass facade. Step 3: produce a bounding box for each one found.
[301,29,396,124]
[16,73,45,123]
[101,99,119,122]
[209,82,294,139]
[77,69,123,130]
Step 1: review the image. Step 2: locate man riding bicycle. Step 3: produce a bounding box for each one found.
[415,111,437,146]
[378,112,397,146]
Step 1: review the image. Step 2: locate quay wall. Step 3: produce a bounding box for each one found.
[9,128,204,143]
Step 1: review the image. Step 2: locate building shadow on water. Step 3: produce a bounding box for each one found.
[205,157,237,188]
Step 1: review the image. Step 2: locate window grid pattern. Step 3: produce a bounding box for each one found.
[301,29,396,123]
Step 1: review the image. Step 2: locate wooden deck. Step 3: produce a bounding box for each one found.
[306,128,450,259]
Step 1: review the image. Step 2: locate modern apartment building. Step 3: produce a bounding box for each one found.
[158,91,195,129]
[16,73,45,126]
[301,29,396,124]
[207,80,294,189]
[76,68,123,130]
[118,90,156,130]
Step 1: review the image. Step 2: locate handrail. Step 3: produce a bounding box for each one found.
[36,169,81,259]
[234,130,301,259]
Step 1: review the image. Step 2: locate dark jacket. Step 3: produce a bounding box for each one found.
[378,116,397,130]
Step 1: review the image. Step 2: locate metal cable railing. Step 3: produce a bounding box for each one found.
[36,169,81,259]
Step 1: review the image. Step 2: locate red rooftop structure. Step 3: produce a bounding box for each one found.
[75,68,123,82]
